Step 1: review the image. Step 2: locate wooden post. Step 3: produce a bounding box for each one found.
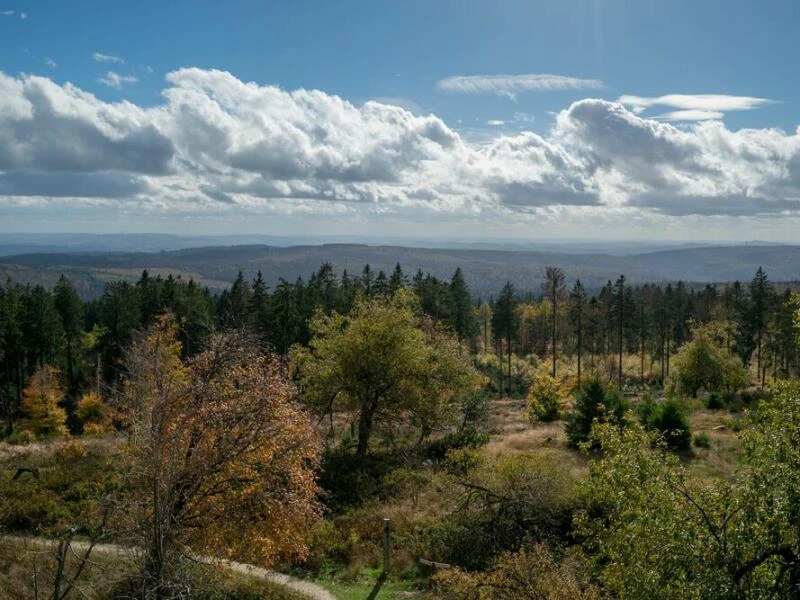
[382,518,390,573]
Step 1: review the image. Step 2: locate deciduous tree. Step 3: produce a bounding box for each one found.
[292,289,481,456]
[121,315,319,594]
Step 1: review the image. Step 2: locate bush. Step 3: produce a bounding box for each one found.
[318,451,396,512]
[433,544,600,599]
[77,392,111,432]
[425,427,490,461]
[5,429,36,445]
[706,392,725,410]
[420,454,578,570]
[565,378,628,449]
[693,433,711,449]
[527,374,564,423]
[644,398,692,452]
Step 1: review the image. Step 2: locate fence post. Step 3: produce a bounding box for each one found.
[382,518,390,573]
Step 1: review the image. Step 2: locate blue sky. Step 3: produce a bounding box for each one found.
[2,1,800,241]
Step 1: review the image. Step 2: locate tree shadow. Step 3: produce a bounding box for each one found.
[366,571,387,600]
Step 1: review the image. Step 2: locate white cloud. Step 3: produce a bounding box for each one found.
[1,10,13,16]
[486,120,505,126]
[45,57,57,68]
[656,109,724,121]
[92,52,124,64]
[0,68,799,231]
[618,93,774,121]
[0,71,173,174]
[18,11,25,18]
[98,71,138,89]
[437,74,604,99]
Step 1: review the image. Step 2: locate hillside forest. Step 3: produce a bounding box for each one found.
[2,261,800,598]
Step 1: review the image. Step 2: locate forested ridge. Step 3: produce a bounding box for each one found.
[2,242,800,301]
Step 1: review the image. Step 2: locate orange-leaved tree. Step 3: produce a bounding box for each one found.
[19,364,68,438]
[120,315,319,593]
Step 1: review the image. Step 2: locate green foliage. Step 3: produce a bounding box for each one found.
[639,396,692,451]
[667,322,748,398]
[424,427,490,461]
[565,377,628,449]
[693,432,711,448]
[318,451,397,512]
[292,289,482,456]
[0,442,121,535]
[706,391,725,410]
[421,454,577,570]
[580,382,800,598]
[474,351,536,398]
[527,373,565,422]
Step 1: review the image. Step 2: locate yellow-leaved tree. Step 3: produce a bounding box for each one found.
[19,365,67,438]
[120,315,319,594]
[291,289,482,456]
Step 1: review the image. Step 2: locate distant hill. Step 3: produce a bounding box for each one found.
[1,243,799,299]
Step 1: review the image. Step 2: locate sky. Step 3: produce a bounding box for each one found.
[2,0,800,242]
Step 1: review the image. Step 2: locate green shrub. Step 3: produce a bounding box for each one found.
[693,433,711,448]
[706,392,725,410]
[425,427,489,461]
[419,454,577,570]
[641,398,692,452]
[5,429,37,445]
[318,450,395,512]
[565,378,628,449]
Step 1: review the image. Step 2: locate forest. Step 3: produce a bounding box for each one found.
[1,261,800,598]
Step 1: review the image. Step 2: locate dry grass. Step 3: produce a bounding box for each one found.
[687,409,742,480]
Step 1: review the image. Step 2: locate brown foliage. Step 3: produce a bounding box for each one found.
[433,544,602,600]
[120,315,320,591]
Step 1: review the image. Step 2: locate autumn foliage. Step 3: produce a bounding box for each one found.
[19,365,68,438]
[120,315,320,592]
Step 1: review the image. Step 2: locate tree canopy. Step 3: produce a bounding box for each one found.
[121,315,319,593]
[291,289,481,456]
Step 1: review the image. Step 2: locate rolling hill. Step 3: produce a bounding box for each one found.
[1,243,799,299]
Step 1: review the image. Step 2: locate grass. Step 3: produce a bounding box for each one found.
[312,567,425,599]
[686,408,743,480]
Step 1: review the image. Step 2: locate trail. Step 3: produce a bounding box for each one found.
[4,536,336,600]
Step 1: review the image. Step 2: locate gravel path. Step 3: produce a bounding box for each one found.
[4,536,336,600]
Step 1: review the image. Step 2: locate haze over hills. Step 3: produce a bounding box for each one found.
[1,237,798,300]
[0,233,781,258]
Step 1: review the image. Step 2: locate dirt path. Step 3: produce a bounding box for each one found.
[4,536,336,600]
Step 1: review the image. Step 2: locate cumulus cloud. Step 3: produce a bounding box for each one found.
[618,93,774,121]
[98,71,138,89]
[0,68,799,224]
[0,71,174,174]
[92,52,124,64]
[437,73,603,99]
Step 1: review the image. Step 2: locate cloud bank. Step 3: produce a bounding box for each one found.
[1,68,799,231]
